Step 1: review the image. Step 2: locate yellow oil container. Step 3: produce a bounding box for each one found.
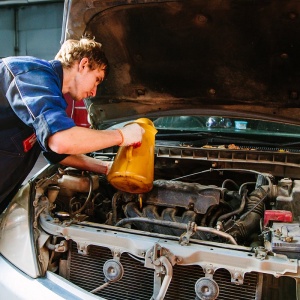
[107,118,157,193]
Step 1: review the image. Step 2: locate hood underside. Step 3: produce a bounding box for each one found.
[63,0,300,125]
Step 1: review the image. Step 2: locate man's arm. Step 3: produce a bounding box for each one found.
[48,123,144,155]
[48,126,121,154]
[59,154,112,175]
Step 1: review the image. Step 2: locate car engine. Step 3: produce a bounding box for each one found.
[33,145,300,300]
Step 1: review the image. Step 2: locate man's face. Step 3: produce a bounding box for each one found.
[69,58,106,101]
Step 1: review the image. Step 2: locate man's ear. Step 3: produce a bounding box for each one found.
[78,57,89,71]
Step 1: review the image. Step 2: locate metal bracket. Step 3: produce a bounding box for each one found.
[179,221,196,246]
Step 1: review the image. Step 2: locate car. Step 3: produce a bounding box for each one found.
[1,0,300,299]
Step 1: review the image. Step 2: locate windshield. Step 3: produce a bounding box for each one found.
[153,116,300,137]
[107,115,300,150]
[148,116,300,150]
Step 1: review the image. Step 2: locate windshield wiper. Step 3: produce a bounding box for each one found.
[157,132,300,150]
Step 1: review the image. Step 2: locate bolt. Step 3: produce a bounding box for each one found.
[176,257,182,263]
[206,268,213,274]
[197,14,208,24]
[285,236,293,243]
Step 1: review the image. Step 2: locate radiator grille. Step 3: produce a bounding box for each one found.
[67,241,260,300]
[165,265,258,300]
[68,242,153,299]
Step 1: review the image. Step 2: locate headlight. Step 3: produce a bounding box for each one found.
[0,183,40,278]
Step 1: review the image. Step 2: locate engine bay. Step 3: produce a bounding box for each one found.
[35,145,300,246]
[32,145,300,299]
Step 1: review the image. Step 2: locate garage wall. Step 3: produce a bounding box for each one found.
[0,2,64,60]
[0,8,15,58]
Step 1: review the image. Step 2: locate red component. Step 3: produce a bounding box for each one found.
[264,210,293,227]
[23,133,37,152]
[132,142,142,148]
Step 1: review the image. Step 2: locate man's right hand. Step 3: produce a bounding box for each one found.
[117,123,145,146]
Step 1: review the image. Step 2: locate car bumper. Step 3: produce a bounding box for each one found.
[0,254,102,300]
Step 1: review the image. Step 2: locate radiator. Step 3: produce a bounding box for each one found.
[67,241,261,300]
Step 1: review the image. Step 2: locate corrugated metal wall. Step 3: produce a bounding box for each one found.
[0,1,64,60]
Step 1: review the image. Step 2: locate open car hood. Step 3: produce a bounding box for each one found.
[62,0,300,126]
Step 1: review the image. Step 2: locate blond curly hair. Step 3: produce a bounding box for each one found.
[55,37,109,75]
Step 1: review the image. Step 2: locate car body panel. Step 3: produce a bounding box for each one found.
[0,183,40,278]
[0,255,101,300]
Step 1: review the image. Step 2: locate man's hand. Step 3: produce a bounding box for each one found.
[104,161,113,175]
[117,123,145,147]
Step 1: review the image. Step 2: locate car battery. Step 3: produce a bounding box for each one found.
[271,222,300,259]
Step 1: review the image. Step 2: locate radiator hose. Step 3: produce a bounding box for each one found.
[227,186,267,242]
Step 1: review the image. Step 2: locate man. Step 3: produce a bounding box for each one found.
[0,37,144,208]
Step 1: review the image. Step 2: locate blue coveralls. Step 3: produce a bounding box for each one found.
[0,56,76,209]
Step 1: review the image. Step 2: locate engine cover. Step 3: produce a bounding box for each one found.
[142,180,223,214]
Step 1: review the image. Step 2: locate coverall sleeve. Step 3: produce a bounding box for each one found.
[43,151,69,164]
[4,64,76,152]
